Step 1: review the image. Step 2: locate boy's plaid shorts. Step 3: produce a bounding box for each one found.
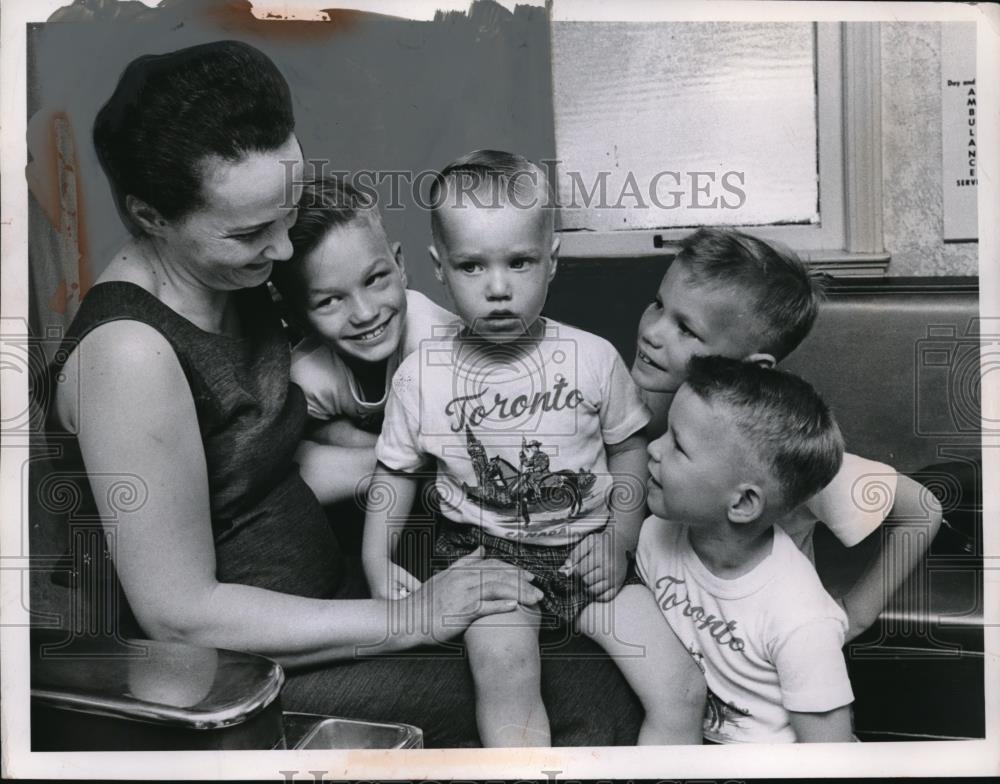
[431,515,596,625]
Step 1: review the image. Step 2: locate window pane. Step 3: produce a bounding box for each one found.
[551,22,818,231]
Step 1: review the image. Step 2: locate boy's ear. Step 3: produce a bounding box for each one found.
[126,195,168,236]
[547,235,560,281]
[391,241,407,286]
[727,483,765,525]
[744,352,777,369]
[428,244,444,284]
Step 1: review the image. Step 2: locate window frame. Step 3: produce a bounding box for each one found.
[554,22,890,276]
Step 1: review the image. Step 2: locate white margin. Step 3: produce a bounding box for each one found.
[2,0,998,779]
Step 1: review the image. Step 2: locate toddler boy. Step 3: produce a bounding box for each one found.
[364,150,650,747]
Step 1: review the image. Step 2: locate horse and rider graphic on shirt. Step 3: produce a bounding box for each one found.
[461,425,597,525]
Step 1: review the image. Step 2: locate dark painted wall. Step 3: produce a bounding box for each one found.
[27,0,555,323]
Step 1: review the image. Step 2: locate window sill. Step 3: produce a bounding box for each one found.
[556,231,891,277]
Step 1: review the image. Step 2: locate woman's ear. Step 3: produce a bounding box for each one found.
[744,352,777,370]
[391,241,407,286]
[125,195,168,236]
[727,483,765,525]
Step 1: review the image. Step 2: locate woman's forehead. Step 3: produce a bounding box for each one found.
[197,139,303,222]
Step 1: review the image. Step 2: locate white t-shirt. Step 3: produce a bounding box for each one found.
[376,320,651,546]
[290,289,456,429]
[635,516,854,743]
[784,453,899,561]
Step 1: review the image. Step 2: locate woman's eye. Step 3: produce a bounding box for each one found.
[460,263,481,274]
[313,296,341,310]
[233,228,266,243]
[510,258,530,270]
[367,271,389,286]
[678,321,696,338]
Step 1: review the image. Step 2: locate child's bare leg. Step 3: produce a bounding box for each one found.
[465,605,548,747]
[579,585,705,744]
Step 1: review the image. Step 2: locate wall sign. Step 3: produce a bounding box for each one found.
[941,22,978,242]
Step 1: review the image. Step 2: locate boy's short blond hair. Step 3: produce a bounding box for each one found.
[686,355,844,511]
[675,227,822,361]
[429,149,555,249]
[270,175,388,303]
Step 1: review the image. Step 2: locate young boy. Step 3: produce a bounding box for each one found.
[270,176,456,504]
[630,228,942,641]
[364,150,650,747]
[586,356,855,743]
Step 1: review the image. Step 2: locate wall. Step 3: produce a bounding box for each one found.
[881,22,979,276]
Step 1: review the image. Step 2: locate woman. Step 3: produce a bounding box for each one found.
[44,40,640,746]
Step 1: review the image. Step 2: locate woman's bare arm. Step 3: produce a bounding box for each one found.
[63,320,538,669]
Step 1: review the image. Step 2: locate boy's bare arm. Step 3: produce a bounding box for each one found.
[840,473,943,640]
[788,705,854,742]
[605,432,650,552]
[362,463,421,599]
[564,432,648,601]
[295,439,376,505]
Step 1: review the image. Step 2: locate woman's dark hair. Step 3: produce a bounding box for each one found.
[93,40,295,234]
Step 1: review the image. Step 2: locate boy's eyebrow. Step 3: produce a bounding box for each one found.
[672,295,711,335]
[306,257,392,293]
[449,247,541,261]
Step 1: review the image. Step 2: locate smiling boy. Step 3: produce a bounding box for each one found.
[270,176,456,503]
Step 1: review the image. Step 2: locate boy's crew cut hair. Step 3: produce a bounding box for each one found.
[685,355,844,510]
[674,227,822,361]
[429,149,555,244]
[287,175,387,261]
[270,175,388,301]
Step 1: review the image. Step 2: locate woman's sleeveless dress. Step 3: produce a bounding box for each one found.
[44,281,346,611]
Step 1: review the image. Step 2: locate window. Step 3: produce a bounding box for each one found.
[550,21,889,274]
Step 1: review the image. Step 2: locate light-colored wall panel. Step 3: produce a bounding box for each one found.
[881,22,979,276]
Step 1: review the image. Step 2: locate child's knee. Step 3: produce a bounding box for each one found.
[663,668,707,714]
[467,620,541,688]
[641,676,706,736]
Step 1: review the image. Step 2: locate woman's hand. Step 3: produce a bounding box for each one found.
[370,563,422,600]
[398,547,543,646]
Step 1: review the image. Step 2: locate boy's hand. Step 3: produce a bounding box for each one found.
[560,528,628,602]
[370,563,422,600]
